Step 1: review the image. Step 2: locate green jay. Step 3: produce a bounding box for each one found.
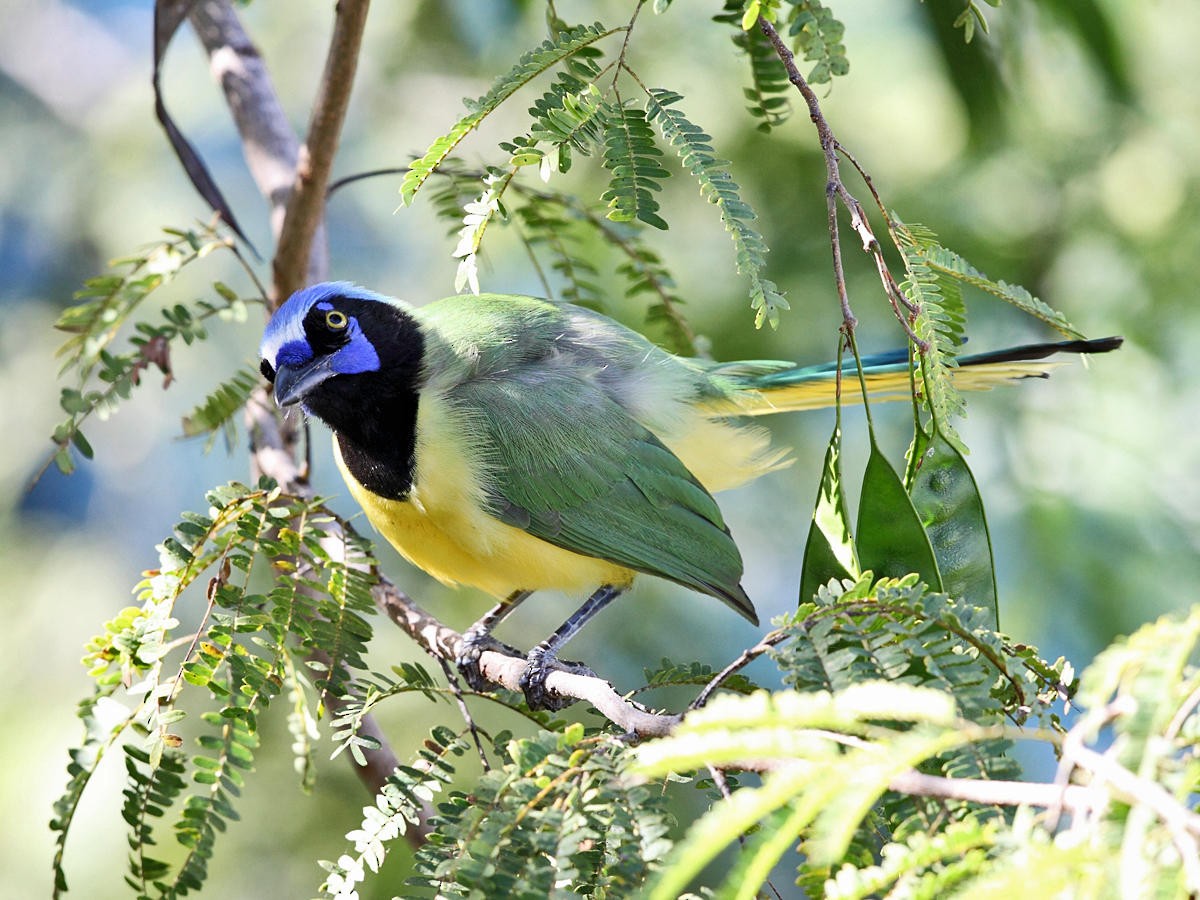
[259,282,1119,709]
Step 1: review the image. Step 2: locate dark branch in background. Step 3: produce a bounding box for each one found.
[757,16,926,350]
[184,0,414,817]
[154,0,256,251]
[187,0,324,285]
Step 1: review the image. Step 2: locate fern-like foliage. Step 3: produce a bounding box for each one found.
[46,232,254,476]
[328,662,444,766]
[600,100,671,230]
[180,364,262,452]
[525,75,609,169]
[786,0,851,85]
[773,573,1069,853]
[121,744,189,894]
[637,657,760,696]
[645,88,788,328]
[951,0,1000,44]
[781,572,1065,727]
[715,0,848,128]
[897,218,1084,339]
[51,481,378,898]
[399,22,618,206]
[514,196,605,310]
[450,166,518,294]
[518,187,700,353]
[318,725,471,898]
[403,725,673,897]
[633,681,976,898]
[891,220,968,444]
[650,608,1200,900]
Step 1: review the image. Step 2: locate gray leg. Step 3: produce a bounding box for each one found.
[455,590,531,692]
[521,584,623,710]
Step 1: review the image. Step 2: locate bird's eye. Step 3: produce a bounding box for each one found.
[260,359,276,383]
[325,310,348,330]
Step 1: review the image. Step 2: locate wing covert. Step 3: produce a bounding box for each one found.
[449,367,756,622]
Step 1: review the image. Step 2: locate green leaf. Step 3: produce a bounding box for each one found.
[645,88,787,327]
[788,2,850,86]
[893,221,967,440]
[399,22,617,205]
[904,224,1083,338]
[907,426,997,624]
[181,365,261,452]
[856,442,941,589]
[53,446,75,475]
[600,101,671,230]
[799,423,860,603]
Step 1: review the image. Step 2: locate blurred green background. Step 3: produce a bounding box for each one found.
[4,1,1198,896]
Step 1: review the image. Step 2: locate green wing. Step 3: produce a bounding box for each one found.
[450,366,756,623]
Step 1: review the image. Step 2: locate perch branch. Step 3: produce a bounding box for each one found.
[371,580,682,739]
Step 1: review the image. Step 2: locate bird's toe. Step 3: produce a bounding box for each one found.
[455,629,521,693]
[519,647,596,711]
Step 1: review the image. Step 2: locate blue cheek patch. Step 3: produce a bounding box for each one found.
[277,340,314,367]
[332,329,381,375]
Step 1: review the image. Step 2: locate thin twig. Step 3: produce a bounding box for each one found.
[435,655,493,772]
[690,631,785,711]
[187,0,327,289]
[757,16,928,349]
[188,0,421,830]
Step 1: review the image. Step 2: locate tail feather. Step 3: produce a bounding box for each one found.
[701,336,1122,417]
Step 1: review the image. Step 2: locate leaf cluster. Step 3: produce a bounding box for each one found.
[633,600,1200,898]
[52,481,378,898]
[45,225,260,476]
[402,10,789,334]
[403,726,672,898]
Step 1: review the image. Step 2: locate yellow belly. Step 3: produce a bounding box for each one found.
[333,427,633,600]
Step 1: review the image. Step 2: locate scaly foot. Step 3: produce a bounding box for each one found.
[455,628,522,693]
[519,645,597,711]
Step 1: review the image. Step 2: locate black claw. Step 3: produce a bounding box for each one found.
[518,647,598,711]
[455,629,521,693]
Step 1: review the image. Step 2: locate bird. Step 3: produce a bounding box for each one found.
[259,281,1120,709]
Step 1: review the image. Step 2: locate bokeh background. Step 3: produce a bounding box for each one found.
[4,0,1198,896]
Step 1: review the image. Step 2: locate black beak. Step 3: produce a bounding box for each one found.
[273,355,336,407]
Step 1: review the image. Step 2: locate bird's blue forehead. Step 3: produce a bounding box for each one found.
[260,282,386,376]
[260,282,365,362]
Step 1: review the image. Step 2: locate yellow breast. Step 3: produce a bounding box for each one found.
[333,393,633,600]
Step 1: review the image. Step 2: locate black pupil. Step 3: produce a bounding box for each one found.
[260,359,276,383]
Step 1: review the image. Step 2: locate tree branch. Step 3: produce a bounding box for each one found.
[272,0,371,302]
[185,0,420,822]
[371,580,681,738]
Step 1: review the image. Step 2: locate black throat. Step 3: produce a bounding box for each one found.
[332,395,419,501]
[299,299,425,501]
